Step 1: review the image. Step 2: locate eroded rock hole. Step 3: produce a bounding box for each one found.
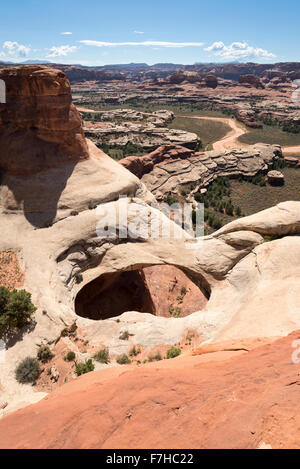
[75,265,210,320]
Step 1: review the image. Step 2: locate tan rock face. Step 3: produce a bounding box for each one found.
[120,143,282,197]
[0,66,89,176]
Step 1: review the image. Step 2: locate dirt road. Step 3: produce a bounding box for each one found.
[179,115,300,155]
[178,115,247,151]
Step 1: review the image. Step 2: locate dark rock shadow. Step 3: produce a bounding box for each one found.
[1,319,37,349]
[2,161,78,228]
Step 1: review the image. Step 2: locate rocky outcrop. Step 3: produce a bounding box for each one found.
[238,74,264,89]
[84,122,199,151]
[0,66,153,227]
[92,108,174,126]
[284,156,300,167]
[267,170,285,185]
[1,330,300,449]
[120,145,193,178]
[120,143,282,197]
[0,66,89,176]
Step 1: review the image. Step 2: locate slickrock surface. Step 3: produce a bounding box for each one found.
[120,143,282,197]
[0,331,299,449]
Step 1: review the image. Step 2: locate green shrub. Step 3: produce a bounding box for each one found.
[129,345,141,357]
[65,351,76,362]
[0,286,10,313]
[164,193,178,206]
[181,287,187,297]
[61,328,70,337]
[0,288,36,334]
[212,217,222,230]
[148,352,162,362]
[15,357,41,384]
[75,273,83,284]
[116,354,131,365]
[76,359,95,376]
[235,206,242,217]
[37,345,54,363]
[93,348,110,364]
[119,330,130,341]
[169,305,181,318]
[167,347,181,359]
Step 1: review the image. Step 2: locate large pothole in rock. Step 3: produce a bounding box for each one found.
[75,265,209,320]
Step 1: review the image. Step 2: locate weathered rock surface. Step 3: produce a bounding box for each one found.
[0,66,89,176]
[284,156,300,167]
[238,74,264,89]
[120,144,193,178]
[267,170,285,185]
[0,67,154,227]
[88,108,174,126]
[120,143,282,197]
[84,122,199,151]
[1,331,300,449]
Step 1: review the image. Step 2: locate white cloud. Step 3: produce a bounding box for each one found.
[133,31,144,35]
[79,40,204,48]
[3,41,31,57]
[61,32,72,35]
[205,41,276,61]
[47,45,78,58]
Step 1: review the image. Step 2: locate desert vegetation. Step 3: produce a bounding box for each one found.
[15,357,41,384]
[0,287,36,336]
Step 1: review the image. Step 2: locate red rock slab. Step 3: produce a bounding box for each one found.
[0,331,300,449]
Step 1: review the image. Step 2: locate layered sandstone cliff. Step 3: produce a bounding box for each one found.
[0,66,89,176]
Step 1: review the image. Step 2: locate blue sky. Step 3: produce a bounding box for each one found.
[0,0,299,65]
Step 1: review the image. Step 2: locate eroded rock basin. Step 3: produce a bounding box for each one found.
[75,265,209,320]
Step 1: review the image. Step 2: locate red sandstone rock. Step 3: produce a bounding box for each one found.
[238,74,264,89]
[119,145,194,178]
[143,265,208,317]
[0,66,89,176]
[204,74,218,89]
[0,331,300,448]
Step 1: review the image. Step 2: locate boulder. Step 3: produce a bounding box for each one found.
[284,156,300,167]
[267,170,285,185]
